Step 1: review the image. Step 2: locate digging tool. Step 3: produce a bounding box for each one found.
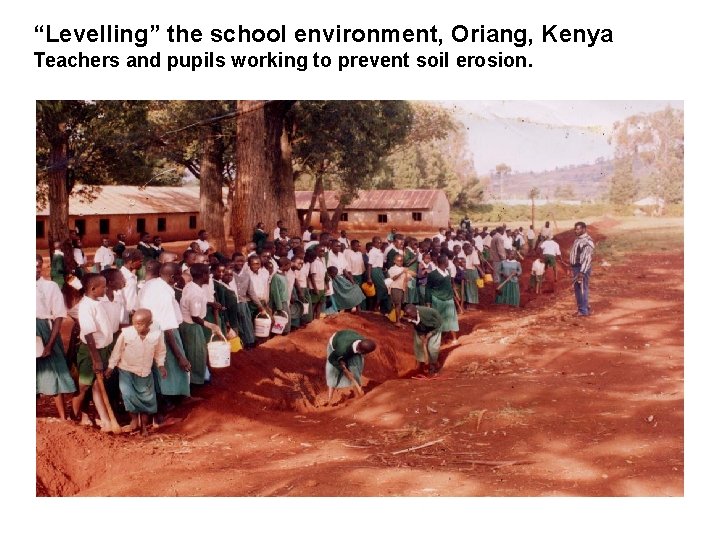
[496,272,517,293]
[95,375,122,434]
[340,361,364,397]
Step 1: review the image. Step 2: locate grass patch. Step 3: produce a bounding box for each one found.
[596,217,684,262]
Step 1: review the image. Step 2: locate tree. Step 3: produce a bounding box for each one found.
[495,163,512,200]
[371,102,481,206]
[150,101,237,253]
[611,106,684,204]
[291,101,413,232]
[608,157,638,206]
[528,187,540,228]
[233,100,298,247]
[36,100,156,251]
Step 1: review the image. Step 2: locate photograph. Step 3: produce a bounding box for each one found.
[35,99,684,497]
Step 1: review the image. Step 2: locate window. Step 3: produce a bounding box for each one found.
[99,218,110,235]
[378,214,388,223]
[75,219,86,237]
[36,220,45,239]
[136,218,146,234]
[340,212,349,222]
[189,215,197,229]
[412,212,422,222]
[157,217,167,232]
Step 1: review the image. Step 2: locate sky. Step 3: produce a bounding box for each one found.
[440,100,684,175]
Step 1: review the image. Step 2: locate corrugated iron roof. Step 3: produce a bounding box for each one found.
[37,185,204,216]
[295,189,444,210]
[36,186,446,217]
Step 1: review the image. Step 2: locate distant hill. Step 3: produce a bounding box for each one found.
[485,159,615,202]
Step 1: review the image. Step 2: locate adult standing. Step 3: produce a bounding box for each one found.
[489,227,507,283]
[93,237,115,272]
[569,221,595,316]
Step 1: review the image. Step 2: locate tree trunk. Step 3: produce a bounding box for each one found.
[304,173,323,228]
[531,196,535,229]
[233,100,294,248]
[47,130,70,256]
[317,164,331,229]
[199,122,227,253]
[329,202,346,233]
[276,118,301,236]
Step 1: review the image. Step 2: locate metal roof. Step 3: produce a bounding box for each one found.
[294,189,445,211]
[36,185,204,216]
[36,186,446,217]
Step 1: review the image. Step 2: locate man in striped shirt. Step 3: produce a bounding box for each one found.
[569,221,595,316]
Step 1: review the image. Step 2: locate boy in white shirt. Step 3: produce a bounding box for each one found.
[93,237,115,271]
[72,273,115,431]
[530,257,546,294]
[388,253,411,327]
[105,309,166,435]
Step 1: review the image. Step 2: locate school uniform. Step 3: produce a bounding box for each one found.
[93,246,115,270]
[463,250,482,304]
[496,260,522,307]
[409,306,443,365]
[387,264,407,306]
[325,330,366,390]
[113,241,126,268]
[107,326,166,414]
[119,265,138,323]
[234,271,261,346]
[308,258,327,305]
[295,263,313,325]
[77,295,115,386]
[139,277,191,397]
[426,268,459,332]
[36,278,76,396]
[50,249,66,288]
[179,282,209,385]
[368,247,391,314]
[269,272,291,334]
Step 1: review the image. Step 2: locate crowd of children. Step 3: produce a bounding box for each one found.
[37,220,567,428]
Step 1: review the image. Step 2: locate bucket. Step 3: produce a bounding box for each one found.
[207,334,231,368]
[484,273,494,284]
[67,275,83,290]
[271,310,289,334]
[254,312,272,338]
[226,329,243,353]
[476,277,485,288]
[361,282,376,297]
[302,302,310,315]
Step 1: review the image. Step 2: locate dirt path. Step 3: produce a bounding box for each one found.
[36,225,684,496]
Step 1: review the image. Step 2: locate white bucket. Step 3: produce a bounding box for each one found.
[207,334,231,368]
[67,275,83,290]
[384,277,393,290]
[271,310,289,334]
[254,313,272,337]
[302,302,310,315]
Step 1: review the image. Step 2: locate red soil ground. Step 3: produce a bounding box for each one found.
[36,222,683,496]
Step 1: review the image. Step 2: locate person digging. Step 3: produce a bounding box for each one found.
[403,304,444,378]
[325,330,376,405]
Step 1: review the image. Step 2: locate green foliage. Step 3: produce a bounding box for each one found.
[372,102,484,204]
[610,106,684,203]
[148,100,236,184]
[291,101,413,201]
[36,100,162,208]
[608,157,638,206]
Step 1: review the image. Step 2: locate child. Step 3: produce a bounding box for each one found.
[425,255,459,344]
[387,253,410,327]
[36,255,77,419]
[50,241,66,288]
[105,308,166,435]
[179,264,222,385]
[496,251,522,307]
[269,257,292,334]
[530,257,546,294]
[72,273,115,431]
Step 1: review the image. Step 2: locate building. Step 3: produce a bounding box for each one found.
[295,189,450,232]
[36,186,450,249]
[36,185,201,249]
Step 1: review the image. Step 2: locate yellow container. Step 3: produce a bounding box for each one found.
[476,277,485,288]
[361,282,376,297]
[484,274,494,284]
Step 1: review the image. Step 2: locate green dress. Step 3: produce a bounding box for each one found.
[495,260,521,307]
[411,306,443,365]
[403,248,420,304]
[36,319,77,396]
[426,269,459,332]
[331,275,365,311]
[325,330,366,389]
[269,273,290,334]
[50,253,66,288]
[370,267,391,314]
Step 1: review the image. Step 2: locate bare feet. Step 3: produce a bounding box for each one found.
[79,413,94,427]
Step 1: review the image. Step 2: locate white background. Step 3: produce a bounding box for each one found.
[7,0,716,538]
